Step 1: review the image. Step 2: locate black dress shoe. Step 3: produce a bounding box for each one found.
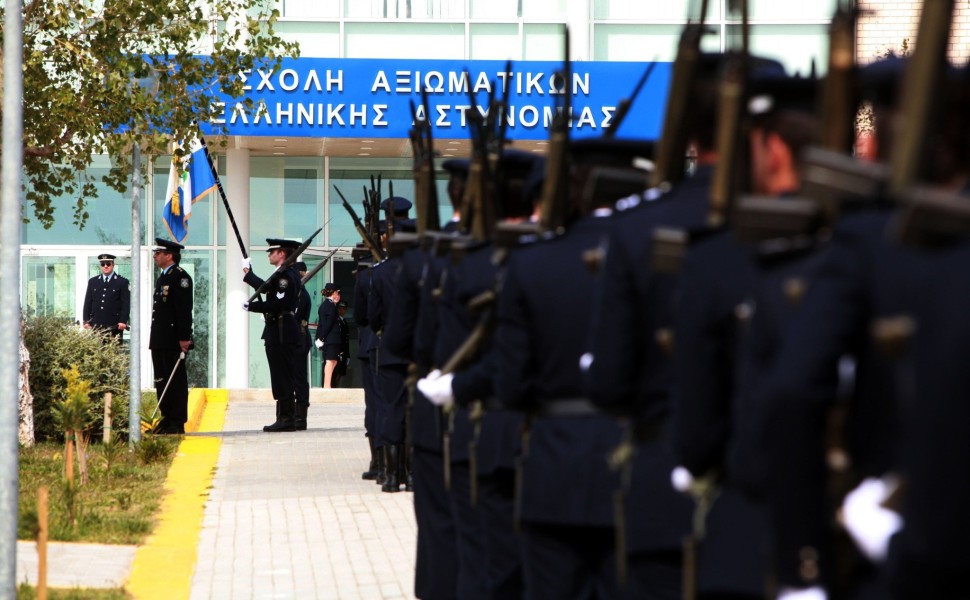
[263,419,296,432]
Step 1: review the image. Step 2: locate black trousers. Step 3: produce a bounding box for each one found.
[449,461,489,600]
[266,342,303,405]
[413,446,459,600]
[360,357,376,438]
[377,363,408,446]
[151,348,188,425]
[478,468,525,599]
[520,522,618,600]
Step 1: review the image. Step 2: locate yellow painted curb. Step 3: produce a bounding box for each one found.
[126,389,228,600]
[185,389,207,433]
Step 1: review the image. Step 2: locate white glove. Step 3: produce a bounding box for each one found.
[671,466,694,493]
[417,369,455,406]
[840,476,903,563]
[241,257,252,271]
[241,301,250,311]
[315,339,324,349]
[777,587,828,600]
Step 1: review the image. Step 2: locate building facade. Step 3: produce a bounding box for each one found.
[20,0,968,390]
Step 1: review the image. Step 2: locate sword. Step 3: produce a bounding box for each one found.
[150,351,186,422]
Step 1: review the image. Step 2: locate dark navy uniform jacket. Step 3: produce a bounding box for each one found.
[447,241,522,476]
[367,258,409,367]
[316,298,341,345]
[83,272,130,330]
[586,167,715,554]
[750,209,928,589]
[244,266,303,346]
[496,215,622,526]
[149,265,193,350]
[889,235,970,599]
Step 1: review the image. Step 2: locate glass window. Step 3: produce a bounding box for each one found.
[274,21,340,58]
[250,156,326,246]
[345,23,465,59]
[593,24,689,61]
[23,257,75,319]
[152,155,214,247]
[471,0,519,20]
[593,0,712,21]
[22,155,144,246]
[726,24,829,76]
[523,24,567,61]
[283,0,339,18]
[343,0,463,18]
[521,0,567,20]
[746,0,837,21]
[470,23,520,60]
[217,249,227,388]
[173,250,213,388]
[329,157,414,250]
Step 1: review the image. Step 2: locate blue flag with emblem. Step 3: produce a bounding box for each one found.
[162,139,219,243]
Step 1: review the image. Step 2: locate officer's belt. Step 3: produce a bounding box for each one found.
[536,397,600,417]
[264,310,296,320]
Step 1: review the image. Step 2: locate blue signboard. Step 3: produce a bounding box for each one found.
[208,58,670,141]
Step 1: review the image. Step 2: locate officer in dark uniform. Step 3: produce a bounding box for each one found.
[584,54,743,599]
[294,261,312,429]
[316,282,342,388]
[382,160,468,600]
[352,252,382,481]
[417,149,539,600]
[381,195,412,219]
[82,252,130,340]
[493,137,656,598]
[366,216,416,493]
[332,300,350,388]
[670,70,819,600]
[242,238,305,432]
[148,239,193,434]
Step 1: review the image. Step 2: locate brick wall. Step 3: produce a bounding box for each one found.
[857,0,970,65]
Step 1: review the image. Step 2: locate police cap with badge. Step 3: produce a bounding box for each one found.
[98,253,116,263]
[153,238,184,254]
[266,238,301,252]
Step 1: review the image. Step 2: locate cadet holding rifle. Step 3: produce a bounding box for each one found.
[242,238,306,432]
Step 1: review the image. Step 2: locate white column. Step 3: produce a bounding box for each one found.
[567,0,592,62]
[225,144,251,389]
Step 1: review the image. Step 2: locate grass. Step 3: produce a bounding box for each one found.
[19,437,179,545]
[17,584,129,599]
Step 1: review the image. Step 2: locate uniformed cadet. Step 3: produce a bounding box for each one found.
[148,239,193,435]
[670,69,819,600]
[352,251,382,481]
[82,252,130,339]
[583,53,743,599]
[493,137,656,599]
[294,261,312,429]
[316,282,342,388]
[332,299,350,388]
[366,215,417,493]
[750,54,970,600]
[418,148,539,600]
[382,159,468,600]
[242,238,305,432]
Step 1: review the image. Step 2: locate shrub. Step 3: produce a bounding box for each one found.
[23,316,130,443]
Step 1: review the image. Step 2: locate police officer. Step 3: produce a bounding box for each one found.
[82,252,130,339]
[316,282,342,388]
[352,251,382,480]
[148,239,193,435]
[242,238,305,432]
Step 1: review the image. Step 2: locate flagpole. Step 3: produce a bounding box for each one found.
[198,135,249,259]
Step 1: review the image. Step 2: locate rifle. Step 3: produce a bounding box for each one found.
[650,0,710,188]
[410,90,442,236]
[817,4,857,155]
[605,60,658,138]
[538,27,572,235]
[707,0,750,228]
[335,185,385,262]
[385,180,396,240]
[301,246,340,285]
[246,228,322,303]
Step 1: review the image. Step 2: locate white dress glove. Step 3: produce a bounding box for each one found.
[840,476,903,563]
[777,587,828,600]
[241,257,252,271]
[241,301,250,311]
[671,466,694,493]
[315,339,324,349]
[417,369,455,406]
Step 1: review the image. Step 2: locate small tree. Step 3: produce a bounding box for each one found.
[51,366,96,487]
